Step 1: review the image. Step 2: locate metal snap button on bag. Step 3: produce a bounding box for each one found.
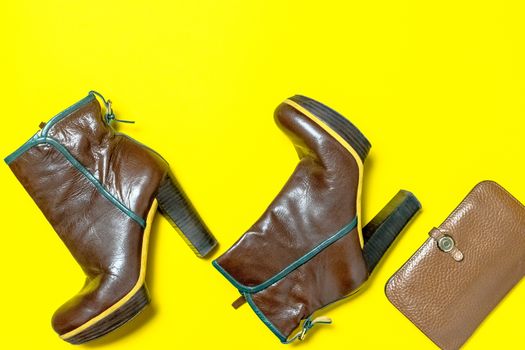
[429,228,464,262]
[437,235,455,252]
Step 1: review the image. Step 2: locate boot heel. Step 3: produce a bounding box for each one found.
[156,173,218,257]
[362,190,421,273]
[288,95,372,161]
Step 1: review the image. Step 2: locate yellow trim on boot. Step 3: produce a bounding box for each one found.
[283,99,365,248]
[59,199,158,340]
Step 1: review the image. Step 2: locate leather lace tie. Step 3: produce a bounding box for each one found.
[89,90,135,124]
[285,316,332,343]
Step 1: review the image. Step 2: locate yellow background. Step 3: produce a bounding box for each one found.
[1,1,524,349]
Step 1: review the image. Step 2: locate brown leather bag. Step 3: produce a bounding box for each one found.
[386,181,525,350]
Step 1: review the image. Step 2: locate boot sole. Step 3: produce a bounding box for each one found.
[64,286,150,344]
[59,200,158,344]
[283,96,369,247]
[156,173,218,257]
[287,95,371,161]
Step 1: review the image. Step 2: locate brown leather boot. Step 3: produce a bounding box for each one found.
[5,91,217,344]
[213,95,421,343]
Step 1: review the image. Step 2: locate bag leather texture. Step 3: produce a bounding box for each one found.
[385,180,525,350]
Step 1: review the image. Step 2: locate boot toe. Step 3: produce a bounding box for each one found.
[51,274,131,336]
[52,294,97,335]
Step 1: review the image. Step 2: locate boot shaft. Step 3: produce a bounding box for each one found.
[6,92,169,275]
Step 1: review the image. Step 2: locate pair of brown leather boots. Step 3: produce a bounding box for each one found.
[6,91,420,344]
